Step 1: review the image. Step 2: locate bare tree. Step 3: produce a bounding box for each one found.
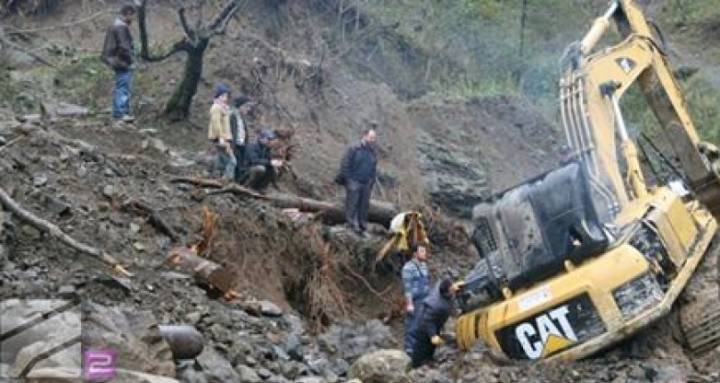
[137,0,242,120]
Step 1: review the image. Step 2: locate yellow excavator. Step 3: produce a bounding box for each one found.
[455,0,720,361]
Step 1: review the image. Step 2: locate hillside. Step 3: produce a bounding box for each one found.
[1,1,720,382]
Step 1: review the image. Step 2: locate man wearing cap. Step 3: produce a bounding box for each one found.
[334,128,378,237]
[207,85,236,181]
[230,95,252,182]
[243,128,282,192]
[101,3,137,123]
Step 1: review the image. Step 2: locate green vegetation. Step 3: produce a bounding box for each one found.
[358,0,720,143]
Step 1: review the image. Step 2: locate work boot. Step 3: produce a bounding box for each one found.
[358,230,370,239]
[122,115,136,123]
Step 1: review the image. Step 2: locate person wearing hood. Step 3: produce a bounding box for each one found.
[101,3,137,123]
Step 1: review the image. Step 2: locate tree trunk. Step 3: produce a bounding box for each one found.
[164,40,208,120]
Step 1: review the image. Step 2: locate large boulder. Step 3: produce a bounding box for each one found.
[1,299,81,379]
[81,302,175,377]
[348,349,411,383]
[23,368,182,383]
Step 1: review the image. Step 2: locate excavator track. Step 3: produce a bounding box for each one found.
[679,239,720,355]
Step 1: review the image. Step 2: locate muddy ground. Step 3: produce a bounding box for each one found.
[1,0,720,382]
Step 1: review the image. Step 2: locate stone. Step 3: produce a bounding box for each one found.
[133,242,146,252]
[295,377,327,383]
[1,300,81,376]
[235,365,262,383]
[257,368,274,379]
[348,349,411,383]
[142,138,168,153]
[140,128,159,136]
[21,225,41,239]
[105,368,182,383]
[45,196,71,216]
[259,300,283,317]
[32,173,48,187]
[76,165,88,178]
[196,348,239,383]
[102,185,115,199]
[41,101,89,118]
[56,285,76,298]
[130,222,141,234]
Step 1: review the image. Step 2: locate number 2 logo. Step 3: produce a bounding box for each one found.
[83,349,117,381]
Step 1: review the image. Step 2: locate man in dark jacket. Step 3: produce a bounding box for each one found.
[334,128,378,237]
[102,3,136,123]
[243,128,283,191]
[408,278,460,368]
[230,95,252,182]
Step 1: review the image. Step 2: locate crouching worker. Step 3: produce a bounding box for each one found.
[243,128,283,192]
[408,278,461,368]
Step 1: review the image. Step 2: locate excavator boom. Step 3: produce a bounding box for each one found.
[561,0,720,221]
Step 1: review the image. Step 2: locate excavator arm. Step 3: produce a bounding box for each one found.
[560,0,720,222]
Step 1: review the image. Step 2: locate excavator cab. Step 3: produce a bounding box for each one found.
[458,162,610,314]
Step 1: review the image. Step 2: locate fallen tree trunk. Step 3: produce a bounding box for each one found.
[0,186,131,277]
[205,184,398,226]
[167,246,239,299]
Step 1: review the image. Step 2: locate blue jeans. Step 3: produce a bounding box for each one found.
[112,69,133,119]
[215,144,237,180]
[404,298,424,353]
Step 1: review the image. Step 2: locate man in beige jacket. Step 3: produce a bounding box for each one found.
[207,85,236,180]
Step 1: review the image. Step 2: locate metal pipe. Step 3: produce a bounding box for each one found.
[158,325,204,360]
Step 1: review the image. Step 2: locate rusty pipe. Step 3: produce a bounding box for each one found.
[158,325,204,360]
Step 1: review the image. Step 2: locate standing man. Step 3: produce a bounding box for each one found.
[401,244,430,355]
[102,3,137,123]
[230,95,252,182]
[334,128,378,237]
[408,279,461,368]
[207,85,236,181]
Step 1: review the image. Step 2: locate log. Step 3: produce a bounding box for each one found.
[204,184,399,226]
[0,186,132,277]
[167,246,239,299]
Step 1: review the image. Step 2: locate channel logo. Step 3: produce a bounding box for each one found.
[83,349,117,382]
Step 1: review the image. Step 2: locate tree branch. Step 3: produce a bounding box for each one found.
[206,0,242,38]
[138,0,189,62]
[177,7,197,46]
[0,186,131,277]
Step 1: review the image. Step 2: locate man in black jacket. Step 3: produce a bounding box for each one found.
[408,279,460,368]
[243,128,283,191]
[101,3,136,123]
[335,128,377,237]
[230,95,252,182]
